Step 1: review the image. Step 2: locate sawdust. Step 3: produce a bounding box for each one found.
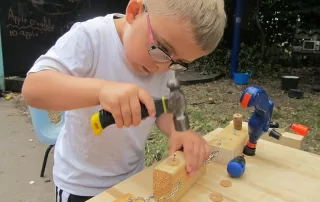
[220,179,232,187]
[209,192,224,202]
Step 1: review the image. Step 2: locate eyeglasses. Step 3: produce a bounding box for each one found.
[143,3,188,71]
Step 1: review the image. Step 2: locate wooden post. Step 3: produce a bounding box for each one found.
[153,151,206,202]
[0,26,5,91]
[209,122,248,165]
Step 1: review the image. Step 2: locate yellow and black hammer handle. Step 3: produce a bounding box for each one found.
[91,97,168,136]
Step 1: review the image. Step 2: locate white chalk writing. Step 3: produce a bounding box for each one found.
[9,29,39,40]
[7,7,55,39]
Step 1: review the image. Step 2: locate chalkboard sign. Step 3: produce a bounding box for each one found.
[0,0,128,77]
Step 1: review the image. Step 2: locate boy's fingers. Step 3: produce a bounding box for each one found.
[169,138,182,155]
[137,89,156,117]
[184,141,194,173]
[205,143,212,158]
[193,141,201,170]
[130,95,141,126]
[120,96,132,127]
[109,100,123,128]
[198,144,206,170]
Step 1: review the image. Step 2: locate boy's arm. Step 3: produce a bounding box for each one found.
[155,113,175,136]
[23,70,107,111]
[22,22,102,111]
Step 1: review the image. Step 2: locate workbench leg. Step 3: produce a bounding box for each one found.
[41,145,54,177]
[0,26,5,91]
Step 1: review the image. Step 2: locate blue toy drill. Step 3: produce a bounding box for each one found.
[240,86,282,156]
[227,155,246,178]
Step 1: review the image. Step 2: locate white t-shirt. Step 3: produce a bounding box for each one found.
[28,13,175,196]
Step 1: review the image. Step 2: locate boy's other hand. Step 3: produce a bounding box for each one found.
[99,82,156,128]
[168,130,212,176]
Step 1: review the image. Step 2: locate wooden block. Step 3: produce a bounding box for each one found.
[112,193,142,202]
[202,128,224,142]
[261,131,305,149]
[229,120,305,150]
[153,151,206,202]
[209,123,248,165]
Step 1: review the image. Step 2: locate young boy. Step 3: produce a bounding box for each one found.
[22,0,226,201]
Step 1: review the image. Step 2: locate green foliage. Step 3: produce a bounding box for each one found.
[145,127,169,167]
[193,0,318,77]
[194,41,231,75]
[195,41,291,78]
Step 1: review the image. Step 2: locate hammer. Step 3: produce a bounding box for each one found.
[90,78,190,135]
[167,78,190,132]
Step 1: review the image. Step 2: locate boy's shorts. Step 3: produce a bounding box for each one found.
[55,186,93,202]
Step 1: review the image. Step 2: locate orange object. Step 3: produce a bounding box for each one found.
[291,123,309,136]
[241,92,252,108]
[247,141,256,148]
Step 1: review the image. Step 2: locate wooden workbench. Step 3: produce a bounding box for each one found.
[87,128,320,202]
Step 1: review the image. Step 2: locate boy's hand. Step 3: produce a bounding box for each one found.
[99,82,156,128]
[168,130,212,176]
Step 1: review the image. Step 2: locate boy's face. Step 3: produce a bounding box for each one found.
[120,0,208,73]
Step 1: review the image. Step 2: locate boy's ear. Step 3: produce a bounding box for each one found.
[125,0,144,24]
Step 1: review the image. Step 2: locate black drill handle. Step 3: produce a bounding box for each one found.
[99,102,150,129]
[269,121,279,128]
[269,129,282,140]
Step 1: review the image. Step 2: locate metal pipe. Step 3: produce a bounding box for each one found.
[230,0,243,79]
[0,26,5,91]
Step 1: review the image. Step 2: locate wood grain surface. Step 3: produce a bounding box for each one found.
[87,128,320,202]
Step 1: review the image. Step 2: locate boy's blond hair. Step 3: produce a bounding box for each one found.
[146,0,227,54]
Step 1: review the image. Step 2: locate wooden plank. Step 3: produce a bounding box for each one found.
[86,128,222,202]
[180,141,320,202]
[112,193,142,202]
[87,192,116,202]
[87,127,320,202]
[87,160,164,202]
[209,123,248,165]
[261,131,305,149]
[153,151,206,201]
[229,120,305,150]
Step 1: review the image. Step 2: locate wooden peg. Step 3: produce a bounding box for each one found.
[233,113,243,130]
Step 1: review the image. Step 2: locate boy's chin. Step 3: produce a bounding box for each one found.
[129,63,151,74]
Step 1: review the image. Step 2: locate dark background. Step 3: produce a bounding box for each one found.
[0,0,128,77]
[1,0,320,77]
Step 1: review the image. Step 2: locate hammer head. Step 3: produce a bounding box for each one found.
[167,78,190,132]
[167,78,181,90]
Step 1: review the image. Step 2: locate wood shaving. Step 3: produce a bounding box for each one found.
[209,192,223,202]
[220,179,232,187]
